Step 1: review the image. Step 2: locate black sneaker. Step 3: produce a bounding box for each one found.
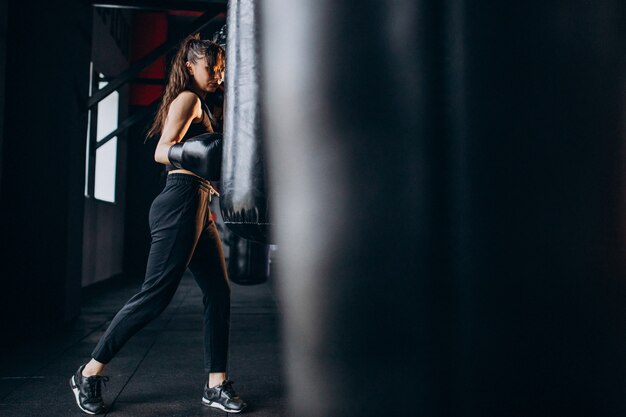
[69,364,109,415]
[202,379,247,413]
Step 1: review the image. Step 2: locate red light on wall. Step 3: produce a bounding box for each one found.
[168,10,204,17]
[130,12,168,106]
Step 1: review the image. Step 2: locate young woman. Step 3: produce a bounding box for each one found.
[69,34,246,415]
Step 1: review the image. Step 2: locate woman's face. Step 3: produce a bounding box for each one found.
[187,56,225,93]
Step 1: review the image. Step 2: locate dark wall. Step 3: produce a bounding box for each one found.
[0,1,7,197]
[262,0,626,416]
[0,1,92,339]
[123,113,165,277]
[123,11,169,277]
[81,7,132,287]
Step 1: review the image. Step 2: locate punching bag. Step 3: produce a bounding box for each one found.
[220,0,271,244]
[227,234,271,286]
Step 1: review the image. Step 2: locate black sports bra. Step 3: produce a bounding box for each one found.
[165,90,215,172]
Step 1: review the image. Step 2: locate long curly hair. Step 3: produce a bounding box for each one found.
[145,33,225,140]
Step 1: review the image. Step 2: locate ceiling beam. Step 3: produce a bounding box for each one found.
[91,0,226,12]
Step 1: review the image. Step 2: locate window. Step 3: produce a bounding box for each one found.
[84,64,119,203]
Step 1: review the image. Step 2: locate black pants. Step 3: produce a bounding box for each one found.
[91,173,230,372]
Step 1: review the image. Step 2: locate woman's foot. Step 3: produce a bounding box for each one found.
[202,379,247,413]
[69,364,109,415]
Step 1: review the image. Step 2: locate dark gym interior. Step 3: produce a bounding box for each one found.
[0,1,625,416]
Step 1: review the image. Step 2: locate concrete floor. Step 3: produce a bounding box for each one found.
[0,272,285,416]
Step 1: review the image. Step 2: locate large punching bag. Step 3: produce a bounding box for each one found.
[219,0,271,286]
[220,0,271,244]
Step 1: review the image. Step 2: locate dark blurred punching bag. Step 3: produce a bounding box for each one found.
[220,0,271,244]
[263,1,626,417]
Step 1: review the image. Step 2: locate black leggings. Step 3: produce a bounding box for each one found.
[91,173,230,372]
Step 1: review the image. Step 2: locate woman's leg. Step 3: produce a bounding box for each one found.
[71,176,210,414]
[90,177,209,367]
[82,358,106,377]
[187,213,231,385]
[189,215,246,412]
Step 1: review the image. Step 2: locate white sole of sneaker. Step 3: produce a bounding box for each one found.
[69,375,98,415]
[202,397,246,413]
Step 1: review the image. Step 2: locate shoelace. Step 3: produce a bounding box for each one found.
[86,375,110,401]
[217,380,237,399]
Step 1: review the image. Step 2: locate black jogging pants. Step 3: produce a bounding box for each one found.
[91,173,230,372]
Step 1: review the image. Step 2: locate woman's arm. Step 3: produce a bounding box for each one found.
[154,91,202,164]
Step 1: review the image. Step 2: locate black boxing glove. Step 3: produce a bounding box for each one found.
[167,133,223,181]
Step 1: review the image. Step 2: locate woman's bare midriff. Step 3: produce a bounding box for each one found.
[168,168,204,179]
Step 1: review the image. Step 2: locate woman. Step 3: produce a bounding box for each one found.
[69,34,246,415]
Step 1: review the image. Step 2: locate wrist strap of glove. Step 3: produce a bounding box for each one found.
[167,142,185,169]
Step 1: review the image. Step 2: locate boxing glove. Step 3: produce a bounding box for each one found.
[168,133,223,181]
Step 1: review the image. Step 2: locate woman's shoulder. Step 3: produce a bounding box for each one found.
[170,90,202,116]
[173,90,202,106]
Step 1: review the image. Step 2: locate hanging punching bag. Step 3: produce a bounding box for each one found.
[227,234,271,286]
[220,0,272,244]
